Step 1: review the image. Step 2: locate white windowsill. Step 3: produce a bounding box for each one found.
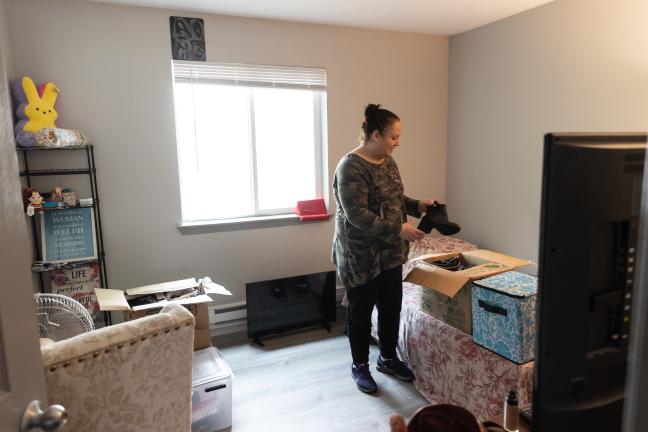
[178,213,332,234]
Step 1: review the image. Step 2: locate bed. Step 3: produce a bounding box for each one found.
[371,236,534,421]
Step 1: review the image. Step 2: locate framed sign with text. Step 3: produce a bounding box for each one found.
[41,207,98,263]
[50,262,101,317]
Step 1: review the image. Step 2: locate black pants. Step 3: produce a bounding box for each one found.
[345,265,403,364]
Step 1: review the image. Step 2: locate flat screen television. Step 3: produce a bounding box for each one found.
[246,271,336,344]
[534,133,646,431]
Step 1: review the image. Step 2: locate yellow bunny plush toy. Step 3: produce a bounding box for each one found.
[12,76,91,148]
[13,76,59,134]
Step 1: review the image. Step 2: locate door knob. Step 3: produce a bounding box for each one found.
[20,400,68,431]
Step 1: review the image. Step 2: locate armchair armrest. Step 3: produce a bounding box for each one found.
[41,303,195,432]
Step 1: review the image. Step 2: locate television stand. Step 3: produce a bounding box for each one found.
[251,322,333,347]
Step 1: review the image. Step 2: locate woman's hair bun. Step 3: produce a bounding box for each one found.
[359,103,399,144]
[364,103,381,119]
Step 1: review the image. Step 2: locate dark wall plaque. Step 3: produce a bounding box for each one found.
[170,16,206,61]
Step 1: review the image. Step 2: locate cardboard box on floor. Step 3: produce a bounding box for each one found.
[404,250,529,334]
[94,277,231,350]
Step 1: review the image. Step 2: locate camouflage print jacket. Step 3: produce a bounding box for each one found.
[331,153,421,288]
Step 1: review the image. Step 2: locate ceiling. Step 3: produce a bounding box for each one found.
[84,0,556,35]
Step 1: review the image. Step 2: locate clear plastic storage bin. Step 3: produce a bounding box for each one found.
[192,347,233,432]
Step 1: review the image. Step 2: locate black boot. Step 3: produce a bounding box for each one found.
[417,201,461,235]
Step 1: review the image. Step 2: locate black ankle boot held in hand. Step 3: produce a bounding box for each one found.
[417,201,461,235]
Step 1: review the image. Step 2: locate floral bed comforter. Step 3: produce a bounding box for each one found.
[371,236,534,420]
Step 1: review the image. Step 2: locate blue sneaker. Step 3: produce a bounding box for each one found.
[376,356,415,381]
[352,363,378,393]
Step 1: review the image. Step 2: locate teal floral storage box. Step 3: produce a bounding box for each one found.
[471,271,537,364]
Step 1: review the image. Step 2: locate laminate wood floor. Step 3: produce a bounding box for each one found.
[217,325,429,432]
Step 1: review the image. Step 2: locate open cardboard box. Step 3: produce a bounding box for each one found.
[404,249,529,334]
[95,277,231,350]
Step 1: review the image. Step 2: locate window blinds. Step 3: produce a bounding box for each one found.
[172,60,327,90]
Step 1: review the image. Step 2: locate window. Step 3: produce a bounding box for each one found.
[171,61,328,224]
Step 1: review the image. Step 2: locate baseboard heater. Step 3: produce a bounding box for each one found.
[209,302,247,336]
[245,271,336,346]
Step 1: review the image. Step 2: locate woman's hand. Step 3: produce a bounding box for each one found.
[400,222,425,241]
[418,199,436,214]
[389,415,408,432]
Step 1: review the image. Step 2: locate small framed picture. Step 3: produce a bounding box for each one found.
[62,189,77,207]
[170,16,206,61]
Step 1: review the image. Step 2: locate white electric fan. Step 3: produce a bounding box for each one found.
[34,293,95,342]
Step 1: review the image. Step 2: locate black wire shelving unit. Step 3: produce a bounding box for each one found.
[18,144,110,325]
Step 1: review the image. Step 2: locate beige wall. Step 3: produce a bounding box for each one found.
[447,0,648,261]
[7,0,448,303]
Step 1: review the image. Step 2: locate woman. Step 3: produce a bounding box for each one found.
[332,103,433,393]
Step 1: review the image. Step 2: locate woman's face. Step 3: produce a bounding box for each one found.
[374,121,401,157]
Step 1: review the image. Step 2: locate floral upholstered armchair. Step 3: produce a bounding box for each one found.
[40,303,195,432]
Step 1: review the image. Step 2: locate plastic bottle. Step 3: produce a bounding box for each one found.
[503,389,519,431]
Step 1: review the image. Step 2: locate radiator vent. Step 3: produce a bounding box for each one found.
[209,302,247,336]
